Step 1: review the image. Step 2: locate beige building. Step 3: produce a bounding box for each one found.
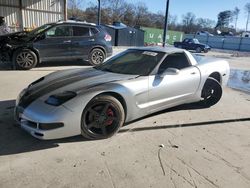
[0,0,67,32]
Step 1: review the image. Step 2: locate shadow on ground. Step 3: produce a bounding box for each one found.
[0,99,249,156]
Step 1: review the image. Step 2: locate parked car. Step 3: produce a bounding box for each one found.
[15,47,229,140]
[174,38,211,53]
[196,31,213,36]
[0,20,113,70]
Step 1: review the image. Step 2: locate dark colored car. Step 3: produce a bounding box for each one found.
[174,38,211,53]
[0,21,113,70]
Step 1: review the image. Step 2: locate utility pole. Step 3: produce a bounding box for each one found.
[163,0,170,47]
[97,0,101,25]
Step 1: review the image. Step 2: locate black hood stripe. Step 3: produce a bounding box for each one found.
[19,69,103,108]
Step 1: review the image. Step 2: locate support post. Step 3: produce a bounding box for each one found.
[19,0,24,30]
[163,0,170,47]
[97,0,101,25]
[64,0,67,21]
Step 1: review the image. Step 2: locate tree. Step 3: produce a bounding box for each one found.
[233,7,240,31]
[216,10,233,30]
[67,0,85,19]
[182,12,196,33]
[245,3,250,31]
[134,2,149,26]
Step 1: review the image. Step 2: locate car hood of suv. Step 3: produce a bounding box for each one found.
[0,31,33,45]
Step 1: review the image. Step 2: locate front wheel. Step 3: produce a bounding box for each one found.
[200,77,222,107]
[81,95,125,139]
[13,49,38,70]
[88,48,105,66]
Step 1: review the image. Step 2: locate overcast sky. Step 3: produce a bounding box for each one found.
[84,0,250,30]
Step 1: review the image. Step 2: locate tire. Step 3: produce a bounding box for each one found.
[204,49,209,53]
[195,47,202,53]
[200,77,222,107]
[13,49,38,70]
[88,48,105,66]
[81,95,125,139]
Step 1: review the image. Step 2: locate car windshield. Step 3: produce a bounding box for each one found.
[28,24,53,36]
[191,53,203,63]
[193,38,200,44]
[95,49,165,76]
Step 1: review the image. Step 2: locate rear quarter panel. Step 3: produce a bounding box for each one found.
[195,58,230,98]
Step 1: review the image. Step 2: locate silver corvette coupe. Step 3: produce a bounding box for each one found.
[15,47,230,140]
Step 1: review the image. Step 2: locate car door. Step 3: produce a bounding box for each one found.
[34,25,73,61]
[71,25,94,59]
[148,52,200,113]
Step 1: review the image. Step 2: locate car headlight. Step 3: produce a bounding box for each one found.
[45,91,77,106]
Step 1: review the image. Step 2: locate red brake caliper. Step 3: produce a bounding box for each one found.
[106,108,114,126]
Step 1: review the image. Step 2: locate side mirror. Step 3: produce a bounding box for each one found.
[160,68,180,77]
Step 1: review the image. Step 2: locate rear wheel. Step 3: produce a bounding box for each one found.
[195,47,202,53]
[200,77,222,107]
[13,49,37,70]
[88,48,105,66]
[81,95,125,139]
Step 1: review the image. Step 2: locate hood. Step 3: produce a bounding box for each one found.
[0,31,32,46]
[19,68,138,108]
[199,42,210,48]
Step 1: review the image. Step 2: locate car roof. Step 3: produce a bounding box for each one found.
[128,46,186,54]
[56,20,97,27]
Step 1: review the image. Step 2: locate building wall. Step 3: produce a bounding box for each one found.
[0,0,65,32]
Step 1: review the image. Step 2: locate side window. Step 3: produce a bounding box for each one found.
[46,26,71,37]
[90,28,99,35]
[158,53,190,74]
[73,26,90,37]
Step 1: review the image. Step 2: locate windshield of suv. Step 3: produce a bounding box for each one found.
[95,49,165,76]
[28,24,53,36]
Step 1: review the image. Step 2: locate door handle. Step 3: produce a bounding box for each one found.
[63,40,71,43]
[191,72,196,75]
[88,39,95,42]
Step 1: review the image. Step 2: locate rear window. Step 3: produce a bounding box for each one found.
[73,26,90,37]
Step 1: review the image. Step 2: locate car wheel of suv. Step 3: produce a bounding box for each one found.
[89,48,105,66]
[81,95,125,140]
[13,49,38,70]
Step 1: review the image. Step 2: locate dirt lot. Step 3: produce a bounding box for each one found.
[0,49,250,188]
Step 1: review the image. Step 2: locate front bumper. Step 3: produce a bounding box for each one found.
[15,101,82,140]
[0,48,11,62]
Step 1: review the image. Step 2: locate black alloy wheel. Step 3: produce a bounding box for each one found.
[201,77,222,107]
[14,49,37,70]
[89,48,105,66]
[81,95,125,139]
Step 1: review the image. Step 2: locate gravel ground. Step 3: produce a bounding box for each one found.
[0,48,250,188]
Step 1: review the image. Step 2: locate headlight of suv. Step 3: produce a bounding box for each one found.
[45,91,77,106]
